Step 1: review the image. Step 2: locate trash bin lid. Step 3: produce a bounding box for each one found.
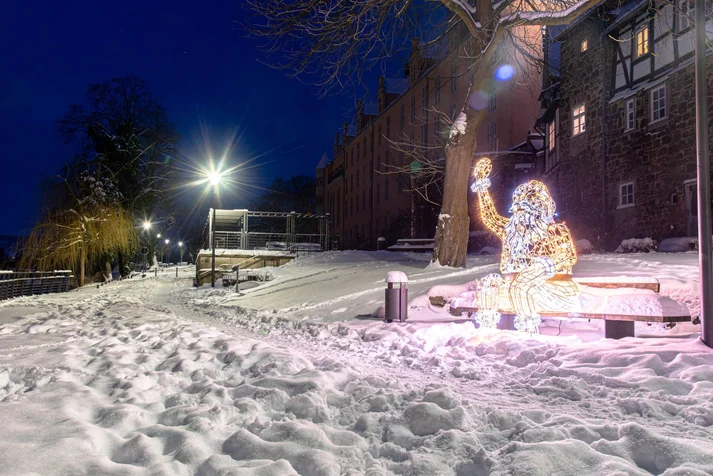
[385,271,408,284]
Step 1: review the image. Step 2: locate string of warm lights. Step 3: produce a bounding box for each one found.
[470,158,579,334]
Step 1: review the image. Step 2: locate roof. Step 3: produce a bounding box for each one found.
[386,78,409,95]
[552,0,607,41]
[604,0,650,33]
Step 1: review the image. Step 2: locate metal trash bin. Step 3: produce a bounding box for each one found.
[385,271,408,323]
[377,237,387,251]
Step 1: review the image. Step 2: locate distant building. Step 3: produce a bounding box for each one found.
[538,0,713,249]
[318,30,545,250]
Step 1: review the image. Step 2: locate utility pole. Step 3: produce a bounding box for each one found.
[694,0,712,347]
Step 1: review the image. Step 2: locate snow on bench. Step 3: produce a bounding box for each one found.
[449,285,691,338]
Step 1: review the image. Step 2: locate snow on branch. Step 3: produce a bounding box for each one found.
[499,0,603,27]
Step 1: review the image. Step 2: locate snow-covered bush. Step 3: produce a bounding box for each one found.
[575,239,594,255]
[615,237,657,253]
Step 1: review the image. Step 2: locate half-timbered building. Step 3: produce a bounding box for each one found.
[538,0,712,249]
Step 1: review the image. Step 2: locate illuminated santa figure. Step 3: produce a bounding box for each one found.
[470,158,578,333]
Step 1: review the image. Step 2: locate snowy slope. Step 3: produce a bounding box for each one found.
[0,251,711,475]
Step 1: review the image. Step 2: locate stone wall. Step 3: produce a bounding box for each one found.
[554,15,713,250]
[604,57,713,248]
[547,17,609,246]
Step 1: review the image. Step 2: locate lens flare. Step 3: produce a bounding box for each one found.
[495,64,515,82]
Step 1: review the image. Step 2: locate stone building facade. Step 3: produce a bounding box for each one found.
[318,33,544,250]
[539,0,713,249]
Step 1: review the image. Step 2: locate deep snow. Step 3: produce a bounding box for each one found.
[1,251,712,476]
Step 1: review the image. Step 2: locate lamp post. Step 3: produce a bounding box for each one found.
[694,0,712,348]
[179,241,184,264]
[142,222,151,272]
[208,171,222,288]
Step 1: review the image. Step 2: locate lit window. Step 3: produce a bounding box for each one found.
[546,110,559,171]
[626,99,636,131]
[651,85,666,122]
[635,26,649,58]
[619,182,635,207]
[581,39,588,52]
[573,104,586,136]
[548,119,556,151]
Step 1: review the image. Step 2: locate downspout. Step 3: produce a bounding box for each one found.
[599,21,608,249]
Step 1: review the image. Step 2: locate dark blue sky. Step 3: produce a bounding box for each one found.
[0,0,360,235]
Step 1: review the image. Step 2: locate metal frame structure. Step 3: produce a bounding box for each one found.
[205,209,331,287]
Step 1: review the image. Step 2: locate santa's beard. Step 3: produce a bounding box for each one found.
[504,211,548,267]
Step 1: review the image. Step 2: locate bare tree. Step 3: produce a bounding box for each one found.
[59,76,179,217]
[245,0,604,267]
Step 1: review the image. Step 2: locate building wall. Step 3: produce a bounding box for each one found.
[548,0,713,249]
[320,33,544,250]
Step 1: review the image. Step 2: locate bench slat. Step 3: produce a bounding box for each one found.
[450,305,691,323]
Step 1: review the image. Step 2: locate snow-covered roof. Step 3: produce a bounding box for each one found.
[386,78,410,95]
[604,0,649,33]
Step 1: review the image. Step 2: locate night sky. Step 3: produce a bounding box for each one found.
[0,0,359,236]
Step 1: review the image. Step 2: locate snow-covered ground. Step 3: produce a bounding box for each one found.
[1,251,712,475]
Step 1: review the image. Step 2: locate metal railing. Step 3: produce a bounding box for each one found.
[208,210,331,253]
[0,271,75,301]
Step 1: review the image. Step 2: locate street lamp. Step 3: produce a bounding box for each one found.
[157,233,161,239]
[178,241,184,264]
[143,221,151,231]
[207,169,223,288]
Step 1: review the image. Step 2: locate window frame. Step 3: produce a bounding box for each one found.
[487,82,496,113]
[626,99,636,131]
[634,25,650,59]
[450,61,458,93]
[435,75,441,105]
[618,181,635,209]
[650,85,667,123]
[572,104,586,136]
[679,0,694,31]
[487,121,497,151]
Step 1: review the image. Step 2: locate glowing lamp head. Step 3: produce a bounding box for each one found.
[165,239,170,245]
[142,221,151,231]
[208,171,222,187]
[178,241,183,247]
[157,233,161,239]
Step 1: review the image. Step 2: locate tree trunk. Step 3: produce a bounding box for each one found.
[79,245,86,287]
[432,99,482,268]
[105,261,112,282]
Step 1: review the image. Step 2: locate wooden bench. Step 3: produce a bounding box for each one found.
[447,277,691,339]
[387,238,435,252]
